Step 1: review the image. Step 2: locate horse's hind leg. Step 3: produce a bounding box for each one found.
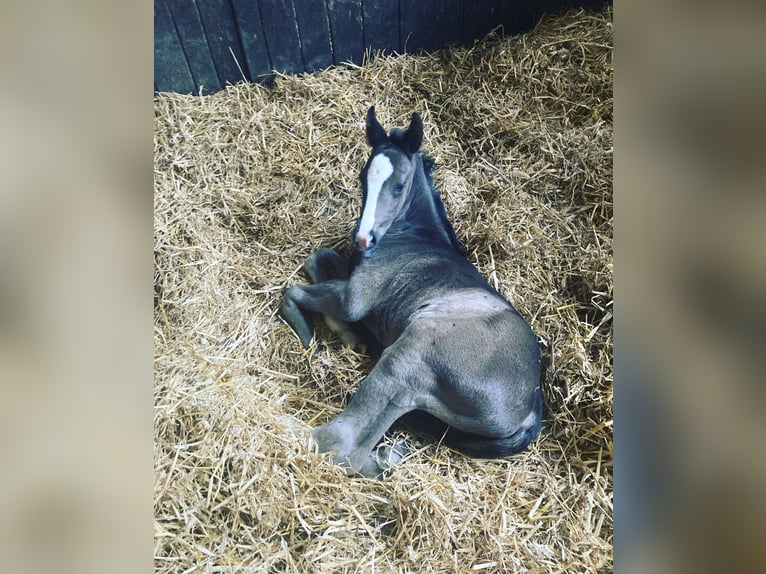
[312,379,411,477]
[311,344,421,477]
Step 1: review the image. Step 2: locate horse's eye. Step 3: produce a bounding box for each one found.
[392,184,404,195]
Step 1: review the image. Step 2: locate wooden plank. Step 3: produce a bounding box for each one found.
[230,0,272,81]
[399,0,435,54]
[462,0,500,45]
[258,0,304,74]
[538,0,580,17]
[327,0,364,66]
[433,0,463,49]
[498,0,539,36]
[195,0,249,86]
[165,0,221,93]
[294,0,333,71]
[154,0,195,94]
[542,0,576,13]
[361,0,398,57]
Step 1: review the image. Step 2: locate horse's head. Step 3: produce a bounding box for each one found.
[355,106,424,252]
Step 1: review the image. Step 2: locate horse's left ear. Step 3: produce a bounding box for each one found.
[402,112,423,156]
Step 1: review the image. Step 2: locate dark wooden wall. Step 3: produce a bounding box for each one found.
[155,0,609,94]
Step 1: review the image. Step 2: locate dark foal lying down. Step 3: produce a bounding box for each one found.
[281,107,542,477]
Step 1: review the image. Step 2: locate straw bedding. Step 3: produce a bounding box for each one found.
[154,8,612,573]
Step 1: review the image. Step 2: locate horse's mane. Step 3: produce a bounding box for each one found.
[418,152,466,254]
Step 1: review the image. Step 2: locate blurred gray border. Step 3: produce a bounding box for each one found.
[1,1,764,573]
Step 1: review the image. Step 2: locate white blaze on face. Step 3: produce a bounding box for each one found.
[357,153,393,248]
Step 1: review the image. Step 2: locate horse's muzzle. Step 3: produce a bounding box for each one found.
[356,232,375,251]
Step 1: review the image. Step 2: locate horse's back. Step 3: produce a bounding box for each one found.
[355,240,493,313]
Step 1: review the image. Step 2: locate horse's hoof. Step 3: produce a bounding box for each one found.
[370,439,411,478]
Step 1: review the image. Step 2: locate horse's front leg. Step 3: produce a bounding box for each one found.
[280,280,348,349]
[303,248,349,283]
[301,249,364,349]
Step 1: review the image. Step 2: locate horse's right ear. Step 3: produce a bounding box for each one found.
[366,106,388,148]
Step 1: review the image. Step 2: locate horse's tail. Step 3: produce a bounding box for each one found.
[445,391,542,457]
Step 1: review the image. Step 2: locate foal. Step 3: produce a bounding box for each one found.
[281,107,542,477]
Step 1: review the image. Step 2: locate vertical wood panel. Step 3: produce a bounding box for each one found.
[196,0,249,86]
[462,0,500,45]
[399,0,435,54]
[230,0,272,81]
[433,0,462,49]
[155,0,609,93]
[498,0,539,36]
[327,0,364,66]
[462,0,503,46]
[165,0,221,93]
[362,0,399,56]
[294,0,333,71]
[544,0,576,13]
[259,0,304,74]
[155,0,196,94]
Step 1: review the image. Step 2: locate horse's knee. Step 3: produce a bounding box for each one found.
[509,403,541,452]
[304,248,348,283]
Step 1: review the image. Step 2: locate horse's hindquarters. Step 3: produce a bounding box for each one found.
[409,310,541,440]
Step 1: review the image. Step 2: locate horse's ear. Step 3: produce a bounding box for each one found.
[402,112,423,155]
[366,106,388,148]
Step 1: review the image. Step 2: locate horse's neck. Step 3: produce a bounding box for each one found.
[394,157,455,248]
